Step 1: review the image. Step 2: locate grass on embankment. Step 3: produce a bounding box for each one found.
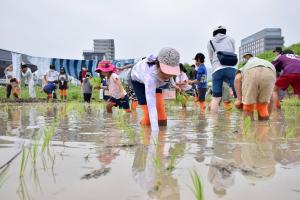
[0,85,101,102]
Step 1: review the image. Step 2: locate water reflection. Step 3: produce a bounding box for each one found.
[132,129,182,199]
[0,104,300,200]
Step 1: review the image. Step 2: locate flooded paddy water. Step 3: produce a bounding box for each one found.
[0,102,300,200]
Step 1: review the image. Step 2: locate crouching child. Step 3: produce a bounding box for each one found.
[10,78,20,99]
[234,53,276,120]
[96,60,130,113]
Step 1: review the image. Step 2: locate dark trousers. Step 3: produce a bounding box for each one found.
[6,84,12,98]
[131,80,162,105]
[198,88,207,101]
[212,68,236,98]
[84,93,92,103]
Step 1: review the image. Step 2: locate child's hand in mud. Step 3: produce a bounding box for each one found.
[234,99,243,109]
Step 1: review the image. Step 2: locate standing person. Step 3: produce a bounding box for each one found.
[194,53,207,110]
[175,64,193,108]
[189,64,198,102]
[82,72,93,103]
[207,26,237,112]
[58,67,69,101]
[79,64,88,84]
[4,64,13,98]
[273,47,282,57]
[234,53,276,120]
[272,49,300,103]
[130,47,180,131]
[44,64,59,99]
[96,60,131,113]
[21,64,36,99]
[272,46,285,109]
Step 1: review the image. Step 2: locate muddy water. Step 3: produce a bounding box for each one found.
[0,103,300,200]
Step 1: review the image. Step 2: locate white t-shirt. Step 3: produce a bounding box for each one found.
[175,72,192,91]
[131,56,169,131]
[5,70,13,83]
[108,73,127,99]
[46,70,59,82]
[21,68,33,83]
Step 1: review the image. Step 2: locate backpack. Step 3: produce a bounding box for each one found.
[210,40,238,66]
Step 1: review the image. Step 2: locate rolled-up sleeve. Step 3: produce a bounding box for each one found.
[144,76,159,131]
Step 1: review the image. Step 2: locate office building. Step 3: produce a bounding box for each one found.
[83,39,115,61]
[239,28,284,61]
[82,51,105,61]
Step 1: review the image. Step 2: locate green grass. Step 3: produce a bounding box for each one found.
[0,85,101,102]
[285,127,296,141]
[282,97,300,107]
[189,169,203,200]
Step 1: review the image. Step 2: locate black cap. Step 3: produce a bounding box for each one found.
[273,47,282,53]
[50,64,55,69]
[194,53,205,61]
[21,64,28,69]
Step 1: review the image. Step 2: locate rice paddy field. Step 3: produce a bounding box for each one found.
[0,100,300,200]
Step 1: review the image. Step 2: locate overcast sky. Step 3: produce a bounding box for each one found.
[0,0,299,65]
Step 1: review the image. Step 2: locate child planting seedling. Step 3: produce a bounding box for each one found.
[96,61,131,113]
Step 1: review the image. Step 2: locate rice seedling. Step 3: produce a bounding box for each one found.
[114,110,137,144]
[151,139,163,177]
[18,178,30,200]
[41,124,56,153]
[51,154,56,173]
[30,136,40,165]
[243,116,251,135]
[285,127,296,141]
[176,92,188,107]
[41,154,48,170]
[153,153,162,175]
[140,129,145,143]
[19,145,29,177]
[31,166,42,191]
[0,165,9,188]
[189,169,203,200]
[166,149,178,173]
[75,103,85,114]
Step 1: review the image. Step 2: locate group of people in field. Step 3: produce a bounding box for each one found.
[4,26,300,131]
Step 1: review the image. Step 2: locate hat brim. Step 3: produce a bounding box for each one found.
[95,66,114,73]
[160,63,180,76]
